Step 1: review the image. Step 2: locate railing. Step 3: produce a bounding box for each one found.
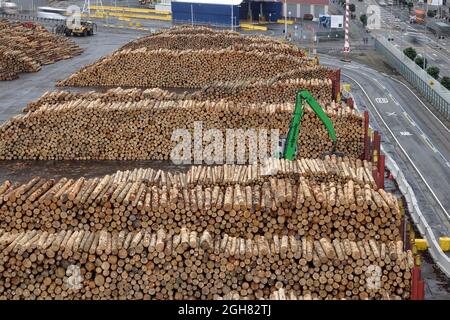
[385,151,450,278]
[0,12,64,25]
[374,35,450,120]
[353,95,450,278]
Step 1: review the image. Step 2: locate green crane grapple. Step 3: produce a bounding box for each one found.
[280,89,343,160]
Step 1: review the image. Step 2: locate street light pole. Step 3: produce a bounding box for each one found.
[284,0,288,39]
[390,0,393,39]
[288,10,291,39]
[231,4,234,31]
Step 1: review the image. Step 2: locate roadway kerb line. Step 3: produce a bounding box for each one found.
[343,72,450,222]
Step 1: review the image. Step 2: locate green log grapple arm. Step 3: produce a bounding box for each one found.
[283,90,338,160]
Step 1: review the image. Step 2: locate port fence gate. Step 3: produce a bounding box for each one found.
[374,35,450,121]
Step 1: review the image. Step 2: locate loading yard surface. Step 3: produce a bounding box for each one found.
[0,30,142,123]
[0,24,449,299]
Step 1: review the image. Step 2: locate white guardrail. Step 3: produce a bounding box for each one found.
[374,35,450,120]
[351,94,450,278]
[384,152,450,278]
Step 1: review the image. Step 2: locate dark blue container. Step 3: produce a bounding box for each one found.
[172,2,241,26]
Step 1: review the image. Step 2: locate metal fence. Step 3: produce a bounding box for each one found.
[374,35,450,120]
[0,13,65,25]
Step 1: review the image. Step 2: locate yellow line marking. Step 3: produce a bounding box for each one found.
[402,112,416,126]
[421,134,438,152]
[240,23,267,31]
[277,19,294,25]
[89,5,170,15]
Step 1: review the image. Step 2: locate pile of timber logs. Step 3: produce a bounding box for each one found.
[218,288,396,300]
[23,88,183,113]
[0,228,412,299]
[0,169,401,240]
[120,32,307,57]
[0,46,41,81]
[195,78,332,104]
[165,25,227,35]
[0,96,362,160]
[107,156,378,190]
[25,76,333,114]
[0,19,83,80]
[57,48,314,88]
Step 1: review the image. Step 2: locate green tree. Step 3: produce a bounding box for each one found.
[427,10,436,17]
[349,3,356,12]
[407,2,414,11]
[426,66,440,79]
[403,47,417,60]
[360,14,368,27]
[415,56,427,68]
[440,76,450,90]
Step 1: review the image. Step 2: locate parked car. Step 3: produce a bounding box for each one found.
[303,13,313,21]
[0,2,18,14]
[37,7,67,20]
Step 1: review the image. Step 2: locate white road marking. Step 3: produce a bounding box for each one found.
[343,72,450,222]
[422,134,438,152]
[387,77,450,134]
[372,78,387,90]
[387,112,397,116]
[375,97,389,104]
[400,131,412,136]
[403,112,416,126]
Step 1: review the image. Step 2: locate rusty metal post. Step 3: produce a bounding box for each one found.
[378,154,385,189]
[363,111,370,161]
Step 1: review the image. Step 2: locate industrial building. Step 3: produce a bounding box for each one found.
[284,0,329,19]
[171,0,285,26]
[171,0,329,26]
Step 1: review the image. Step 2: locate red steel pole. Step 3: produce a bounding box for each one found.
[418,280,425,300]
[363,111,370,161]
[372,131,380,166]
[378,154,385,189]
[411,267,420,300]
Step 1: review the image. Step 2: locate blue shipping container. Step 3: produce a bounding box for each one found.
[172,2,240,27]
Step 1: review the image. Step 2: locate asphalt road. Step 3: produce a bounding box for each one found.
[350,0,450,78]
[321,55,450,237]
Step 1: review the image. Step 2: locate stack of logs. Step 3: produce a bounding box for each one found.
[0,47,41,81]
[57,48,315,88]
[196,78,332,104]
[120,32,307,57]
[0,228,412,299]
[107,156,378,190]
[219,288,397,300]
[0,160,401,241]
[26,77,333,113]
[0,90,363,160]
[0,19,83,80]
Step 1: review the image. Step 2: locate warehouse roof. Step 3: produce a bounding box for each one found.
[173,0,244,5]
